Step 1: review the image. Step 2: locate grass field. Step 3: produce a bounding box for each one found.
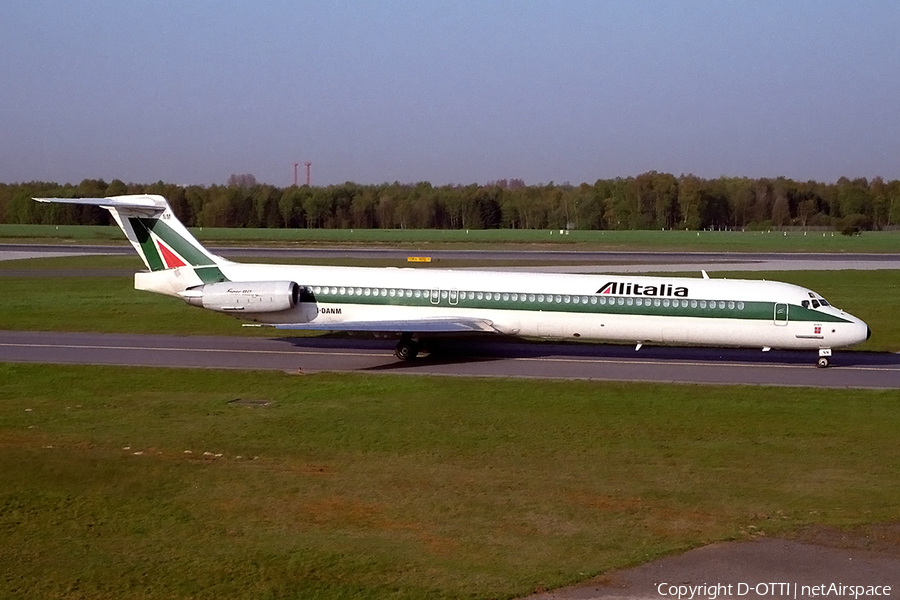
[3,223,900,252]
[1,253,898,598]
[2,365,899,600]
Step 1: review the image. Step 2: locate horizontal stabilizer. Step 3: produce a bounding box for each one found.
[269,317,498,334]
[34,195,167,216]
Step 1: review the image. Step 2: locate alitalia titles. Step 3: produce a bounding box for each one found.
[597,281,689,298]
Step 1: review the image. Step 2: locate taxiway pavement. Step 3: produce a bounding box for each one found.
[2,331,898,388]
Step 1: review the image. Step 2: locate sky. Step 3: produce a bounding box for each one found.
[2,1,898,187]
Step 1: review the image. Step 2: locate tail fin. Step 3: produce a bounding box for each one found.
[33,195,225,273]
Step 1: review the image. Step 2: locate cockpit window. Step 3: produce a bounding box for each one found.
[805,292,831,309]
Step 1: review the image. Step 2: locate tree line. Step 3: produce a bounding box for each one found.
[2,173,899,232]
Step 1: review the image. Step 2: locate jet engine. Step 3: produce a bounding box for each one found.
[180,281,300,314]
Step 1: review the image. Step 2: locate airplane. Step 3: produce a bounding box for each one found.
[34,194,870,368]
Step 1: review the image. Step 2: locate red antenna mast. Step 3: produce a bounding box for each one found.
[293,162,299,187]
[304,162,312,186]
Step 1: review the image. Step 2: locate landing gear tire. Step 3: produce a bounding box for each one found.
[816,356,830,368]
[395,338,419,361]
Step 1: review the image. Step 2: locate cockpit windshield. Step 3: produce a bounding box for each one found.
[804,292,831,309]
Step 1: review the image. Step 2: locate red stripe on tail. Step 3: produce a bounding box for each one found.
[157,241,187,268]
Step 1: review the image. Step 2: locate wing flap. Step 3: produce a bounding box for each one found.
[266,317,498,333]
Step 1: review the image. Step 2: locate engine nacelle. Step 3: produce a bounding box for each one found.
[180,281,300,314]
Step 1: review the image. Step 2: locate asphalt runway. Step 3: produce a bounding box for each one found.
[526,537,900,599]
[3,243,900,264]
[2,330,898,388]
[3,243,900,277]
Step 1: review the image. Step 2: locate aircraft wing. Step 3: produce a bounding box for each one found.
[266,317,499,333]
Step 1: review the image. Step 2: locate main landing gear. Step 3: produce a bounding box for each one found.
[816,348,832,368]
[394,333,419,361]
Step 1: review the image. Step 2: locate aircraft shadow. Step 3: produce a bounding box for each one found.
[274,333,900,369]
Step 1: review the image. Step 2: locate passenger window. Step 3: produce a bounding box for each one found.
[572,296,580,304]
[728,301,735,310]
[529,294,536,302]
[389,289,395,297]
[599,297,606,305]
[340,287,346,295]
[691,300,697,308]
[737,302,744,310]
[700,300,706,309]
[564,295,571,303]
[617,297,624,306]
[591,297,597,305]
[663,299,670,308]
[635,298,643,306]
[477,292,484,300]
[555,295,562,303]
[511,293,518,301]
[654,299,661,307]
[718,301,725,309]
[502,293,509,301]
[364,288,371,296]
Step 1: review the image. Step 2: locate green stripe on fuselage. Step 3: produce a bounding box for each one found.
[194,265,228,284]
[303,288,852,323]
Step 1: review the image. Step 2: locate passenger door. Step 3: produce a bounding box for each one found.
[774,303,789,326]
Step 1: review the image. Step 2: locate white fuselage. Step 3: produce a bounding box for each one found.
[137,261,870,351]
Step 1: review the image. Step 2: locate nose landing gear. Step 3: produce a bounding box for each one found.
[817,348,832,368]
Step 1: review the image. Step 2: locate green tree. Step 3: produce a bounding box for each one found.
[677,175,703,229]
